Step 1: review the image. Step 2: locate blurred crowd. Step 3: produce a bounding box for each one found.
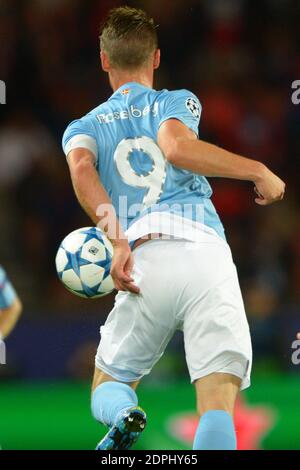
[0,0,300,374]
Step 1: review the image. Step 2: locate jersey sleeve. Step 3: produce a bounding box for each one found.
[62,116,98,163]
[159,89,202,136]
[0,266,17,310]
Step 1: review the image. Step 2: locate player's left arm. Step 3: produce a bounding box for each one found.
[158,119,285,205]
[157,91,285,205]
[67,148,139,294]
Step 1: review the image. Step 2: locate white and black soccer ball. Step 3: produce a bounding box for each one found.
[55,227,115,298]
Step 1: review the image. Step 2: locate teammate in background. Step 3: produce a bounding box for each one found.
[0,266,22,341]
[63,7,285,450]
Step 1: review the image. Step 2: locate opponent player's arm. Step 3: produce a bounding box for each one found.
[158,119,285,205]
[0,297,22,340]
[67,148,139,294]
[0,268,22,339]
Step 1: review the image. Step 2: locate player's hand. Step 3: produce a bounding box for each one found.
[253,166,285,206]
[110,241,140,294]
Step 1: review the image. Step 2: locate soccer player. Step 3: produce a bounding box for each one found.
[63,7,285,450]
[0,266,22,341]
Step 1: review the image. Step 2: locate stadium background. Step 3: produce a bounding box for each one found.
[0,0,300,450]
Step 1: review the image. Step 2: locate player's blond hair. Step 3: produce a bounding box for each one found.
[100,6,158,70]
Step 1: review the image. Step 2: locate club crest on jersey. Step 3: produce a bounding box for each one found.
[121,88,130,95]
[186,97,200,119]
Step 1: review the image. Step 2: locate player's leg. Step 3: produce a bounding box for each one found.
[91,367,145,450]
[182,239,252,450]
[91,367,140,427]
[193,372,241,450]
[92,239,178,450]
[195,372,240,416]
[92,367,139,391]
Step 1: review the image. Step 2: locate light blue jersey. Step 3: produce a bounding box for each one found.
[62,82,225,241]
[0,266,17,310]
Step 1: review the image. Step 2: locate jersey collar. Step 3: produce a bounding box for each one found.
[109,82,152,100]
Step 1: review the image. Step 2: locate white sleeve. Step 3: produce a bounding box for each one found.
[64,134,98,161]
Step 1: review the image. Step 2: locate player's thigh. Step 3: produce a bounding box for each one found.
[195,372,241,416]
[91,367,139,392]
[96,290,175,381]
[95,243,178,383]
[183,242,252,391]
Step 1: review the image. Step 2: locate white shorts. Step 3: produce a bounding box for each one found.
[96,237,252,390]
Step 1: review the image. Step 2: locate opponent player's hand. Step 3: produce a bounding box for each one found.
[253,166,285,206]
[110,241,140,294]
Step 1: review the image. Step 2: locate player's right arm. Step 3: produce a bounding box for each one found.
[67,148,139,294]
[158,119,285,206]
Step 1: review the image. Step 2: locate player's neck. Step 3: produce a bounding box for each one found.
[109,69,154,92]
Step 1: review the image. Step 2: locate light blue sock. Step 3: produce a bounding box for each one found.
[193,410,237,450]
[91,381,138,427]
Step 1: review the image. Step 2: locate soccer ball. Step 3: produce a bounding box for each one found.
[55,227,115,298]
